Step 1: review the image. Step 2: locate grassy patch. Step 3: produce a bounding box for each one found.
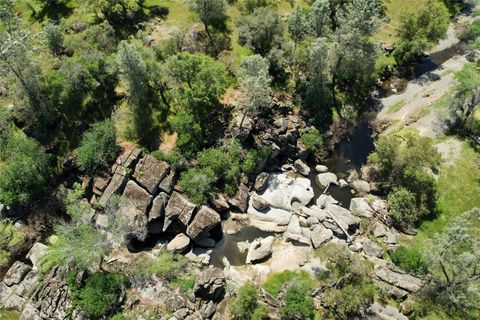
[409,141,480,245]
[262,270,315,298]
[387,100,405,114]
[0,309,21,320]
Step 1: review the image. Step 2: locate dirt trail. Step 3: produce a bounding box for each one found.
[377,9,477,137]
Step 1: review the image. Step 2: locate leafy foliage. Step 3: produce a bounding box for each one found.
[0,220,26,267]
[390,246,427,274]
[76,119,118,174]
[229,282,263,320]
[281,283,315,320]
[367,132,441,229]
[68,271,127,319]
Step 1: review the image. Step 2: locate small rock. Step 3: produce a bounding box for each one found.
[228,184,249,213]
[373,222,387,238]
[254,172,269,192]
[285,233,311,246]
[310,225,333,248]
[186,206,221,239]
[315,165,328,173]
[167,234,191,253]
[349,197,373,218]
[316,194,338,208]
[338,179,348,188]
[287,215,302,235]
[251,193,270,211]
[362,240,384,257]
[307,216,319,226]
[293,159,310,176]
[95,214,109,229]
[26,243,48,270]
[352,180,371,194]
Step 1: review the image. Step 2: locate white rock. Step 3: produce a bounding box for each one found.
[352,180,371,194]
[287,215,302,235]
[316,194,338,208]
[167,234,190,253]
[315,165,328,173]
[349,197,373,218]
[26,243,48,270]
[315,172,338,188]
[246,236,275,264]
[310,225,333,248]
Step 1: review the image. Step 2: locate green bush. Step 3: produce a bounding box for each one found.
[280,284,315,320]
[388,187,426,229]
[300,128,323,152]
[132,251,188,280]
[0,133,50,208]
[68,271,128,319]
[0,221,26,267]
[390,246,427,274]
[229,282,259,320]
[76,119,117,174]
[178,167,216,204]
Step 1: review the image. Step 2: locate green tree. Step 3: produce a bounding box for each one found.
[41,223,110,271]
[43,21,64,55]
[236,55,272,129]
[178,167,216,204]
[281,284,315,320]
[448,63,480,135]
[388,187,425,229]
[391,246,427,274]
[188,0,226,47]
[393,0,450,66]
[170,110,203,157]
[0,133,50,208]
[236,7,283,55]
[420,208,480,319]
[87,0,140,24]
[309,0,330,37]
[166,52,227,122]
[288,5,308,54]
[76,119,118,174]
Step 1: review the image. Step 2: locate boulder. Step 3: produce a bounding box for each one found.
[158,169,176,194]
[122,180,153,214]
[315,172,338,188]
[293,159,310,176]
[285,233,311,246]
[3,261,31,287]
[187,206,221,239]
[273,117,288,134]
[299,206,328,221]
[246,236,275,264]
[118,199,148,242]
[92,175,109,196]
[194,268,226,301]
[325,204,361,233]
[228,184,249,213]
[111,147,142,174]
[375,267,424,293]
[352,180,371,194]
[251,193,270,211]
[338,179,349,188]
[316,194,338,208]
[362,240,384,257]
[310,225,333,248]
[148,193,169,222]
[349,197,373,218]
[98,172,128,206]
[315,165,328,173]
[26,243,48,270]
[163,191,196,232]
[167,234,191,253]
[373,222,388,238]
[133,155,170,194]
[307,216,319,226]
[211,194,230,212]
[384,232,397,244]
[369,303,407,320]
[287,215,302,235]
[254,172,269,192]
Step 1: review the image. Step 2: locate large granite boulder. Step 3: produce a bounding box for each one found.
[246,236,275,264]
[163,191,196,232]
[133,155,170,194]
[148,193,169,222]
[362,240,384,257]
[2,261,31,287]
[158,169,176,194]
[254,172,269,192]
[294,159,310,176]
[187,206,221,239]
[118,199,148,243]
[99,172,128,206]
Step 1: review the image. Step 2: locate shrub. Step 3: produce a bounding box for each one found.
[388,187,426,229]
[77,119,118,174]
[44,22,64,55]
[280,284,315,320]
[132,251,188,280]
[178,167,216,204]
[68,271,128,319]
[391,246,427,274]
[0,220,26,267]
[323,283,376,319]
[300,128,323,152]
[0,133,50,208]
[229,282,259,320]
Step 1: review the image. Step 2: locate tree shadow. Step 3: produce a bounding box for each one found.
[33,2,74,21]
